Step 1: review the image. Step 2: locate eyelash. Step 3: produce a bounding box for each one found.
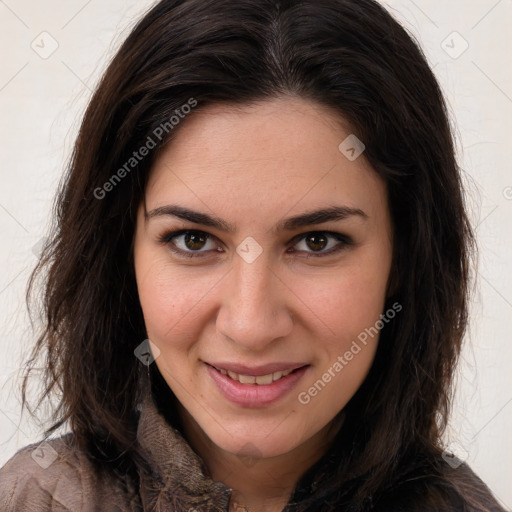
[157,229,353,259]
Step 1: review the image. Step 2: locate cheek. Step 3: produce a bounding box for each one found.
[290,253,390,404]
[134,251,215,348]
[294,272,384,415]
[291,262,389,341]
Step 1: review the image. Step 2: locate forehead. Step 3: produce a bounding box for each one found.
[144,96,387,222]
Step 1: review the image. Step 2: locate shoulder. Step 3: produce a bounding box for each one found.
[375,458,506,512]
[0,434,139,512]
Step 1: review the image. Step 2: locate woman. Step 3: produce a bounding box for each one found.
[0,0,506,510]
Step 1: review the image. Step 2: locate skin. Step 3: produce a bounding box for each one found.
[133,96,393,512]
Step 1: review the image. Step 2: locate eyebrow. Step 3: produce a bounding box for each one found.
[145,204,367,233]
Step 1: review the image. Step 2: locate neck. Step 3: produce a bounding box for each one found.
[178,407,343,512]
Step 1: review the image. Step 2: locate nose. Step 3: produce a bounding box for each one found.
[216,251,294,352]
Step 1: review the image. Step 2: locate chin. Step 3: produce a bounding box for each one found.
[199,414,307,459]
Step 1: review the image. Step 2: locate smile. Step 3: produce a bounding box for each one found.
[213,367,294,385]
[205,362,309,407]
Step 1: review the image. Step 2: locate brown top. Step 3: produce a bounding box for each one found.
[0,396,232,511]
[0,395,506,511]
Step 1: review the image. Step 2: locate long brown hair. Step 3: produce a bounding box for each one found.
[23,0,504,510]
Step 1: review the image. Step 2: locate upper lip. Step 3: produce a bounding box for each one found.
[207,362,309,376]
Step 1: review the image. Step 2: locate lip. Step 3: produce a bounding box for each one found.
[205,362,309,408]
[207,362,308,376]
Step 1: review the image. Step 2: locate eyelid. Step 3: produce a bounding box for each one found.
[287,231,353,258]
[288,230,352,246]
[158,229,222,258]
[158,229,353,258]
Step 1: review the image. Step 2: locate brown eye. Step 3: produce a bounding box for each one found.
[304,233,328,252]
[159,230,220,257]
[291,231,353,257]
[184,231,208,251]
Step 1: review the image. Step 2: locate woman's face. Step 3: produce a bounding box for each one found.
[134,96,393,460]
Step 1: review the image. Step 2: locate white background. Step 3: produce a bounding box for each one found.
[1,0,511,508]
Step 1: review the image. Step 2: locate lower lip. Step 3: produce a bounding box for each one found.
[206,364,309,408]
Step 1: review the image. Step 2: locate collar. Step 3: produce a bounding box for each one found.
[136,394,232,511]
[134,393,339,511]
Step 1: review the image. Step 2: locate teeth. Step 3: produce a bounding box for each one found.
[255,373,273,385]
[239,374,256,384]
[272,371,283,381]
[218,367,294,385]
